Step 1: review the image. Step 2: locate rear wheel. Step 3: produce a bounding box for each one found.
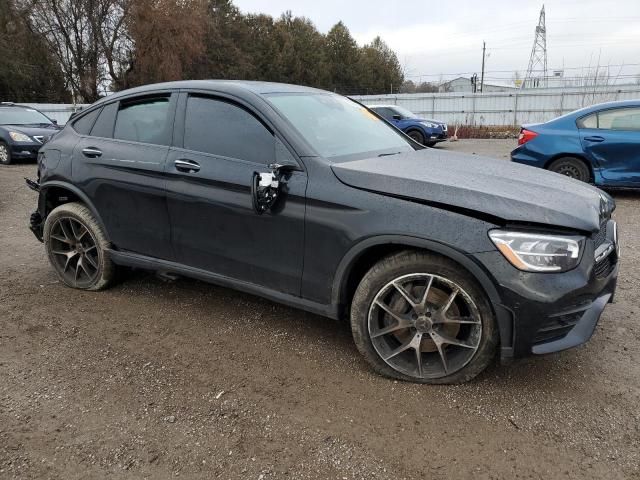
[350,251,498,384]
[0,141,12,165]
[548,157,590,182]
[407,130,425,145]
[43,202,116,291]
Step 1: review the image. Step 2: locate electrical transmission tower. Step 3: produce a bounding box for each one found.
[523,5,548,89]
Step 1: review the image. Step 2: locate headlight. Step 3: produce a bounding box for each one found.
[9,131,32,142]
[421,121,437,128]
[489,231,584,272]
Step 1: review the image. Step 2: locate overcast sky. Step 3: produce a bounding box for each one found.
[233,0,640,84]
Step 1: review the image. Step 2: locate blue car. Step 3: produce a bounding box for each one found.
[511,100,640,187]
[369,104,447,147]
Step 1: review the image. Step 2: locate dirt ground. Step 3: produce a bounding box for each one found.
[1,139,639,480]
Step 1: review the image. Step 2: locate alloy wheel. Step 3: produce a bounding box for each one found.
[368,273,482,380]
[49,216,100,287]
[0,144,9,163]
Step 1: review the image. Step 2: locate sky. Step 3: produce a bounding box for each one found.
[232,0,640,85]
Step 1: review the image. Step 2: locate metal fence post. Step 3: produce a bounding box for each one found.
[513,93,518,126]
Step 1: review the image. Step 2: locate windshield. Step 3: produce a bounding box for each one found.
[390,106,416,118]
[266,93,414,161]
[0,107,52,126]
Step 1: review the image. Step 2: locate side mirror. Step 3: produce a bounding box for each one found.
[392,114,402,120]
[251,163,296,214]
[51,119,58,125]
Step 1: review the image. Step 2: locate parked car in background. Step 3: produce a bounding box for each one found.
[28,81,618,384]
[0,103,61,165]
[368,104,448,147]
[511,100,640,187]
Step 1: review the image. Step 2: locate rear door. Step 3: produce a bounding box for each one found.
[165,91,307,295]
[73,93,177,260]
[579,106,640,186]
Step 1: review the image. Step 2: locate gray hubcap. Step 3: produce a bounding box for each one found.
[368,273,482,379]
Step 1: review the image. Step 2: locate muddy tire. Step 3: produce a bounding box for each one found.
[43,202,116,291]
[350,250,498,384]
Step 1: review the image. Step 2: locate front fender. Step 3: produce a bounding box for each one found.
[331,234,515,357]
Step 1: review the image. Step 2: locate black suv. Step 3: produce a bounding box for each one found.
[27,81,619,384]
[0,103,61,165]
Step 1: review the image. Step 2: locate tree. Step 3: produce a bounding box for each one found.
[325,21,360,93]
[126,0,206,86]
[357,36,404,94]
[0,0,69,102]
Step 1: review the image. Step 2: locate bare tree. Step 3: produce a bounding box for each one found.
[24,0,132,101]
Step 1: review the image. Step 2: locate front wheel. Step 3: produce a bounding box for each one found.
[43,202,116,290]
[350,251,498,384]
[407,130,425,145]
[0,141,12,165]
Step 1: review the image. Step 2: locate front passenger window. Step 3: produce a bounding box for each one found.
[114,97,171,145]
[183,95,275,164]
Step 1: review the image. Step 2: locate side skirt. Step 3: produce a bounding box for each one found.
[108,249,339,320]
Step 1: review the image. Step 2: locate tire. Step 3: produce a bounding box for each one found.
[407,130,425,145]
[43,202,116,291]
[548,157,590,182]
[0,141,12,165]
[350,250,498,384]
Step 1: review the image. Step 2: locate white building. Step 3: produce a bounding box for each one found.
[439,76,518,93]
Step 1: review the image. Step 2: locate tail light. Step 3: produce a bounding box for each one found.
[518,128,538,146]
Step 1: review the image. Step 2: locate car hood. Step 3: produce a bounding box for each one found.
[331,149,612,233]
[412,118,445,126]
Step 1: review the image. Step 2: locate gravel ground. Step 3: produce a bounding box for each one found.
[1,139,639,479]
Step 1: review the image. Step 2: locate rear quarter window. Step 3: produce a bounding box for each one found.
[72,108,101,135]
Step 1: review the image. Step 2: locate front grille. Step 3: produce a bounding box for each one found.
[534,311,583,344]
[595,255,615,279]
[593,221,607,248]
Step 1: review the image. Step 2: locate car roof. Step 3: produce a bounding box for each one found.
[367,104,398,109]
[567,99,640,117]
[89,80,329,108]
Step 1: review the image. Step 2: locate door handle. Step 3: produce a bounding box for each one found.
[174,159,200,173]
[82,147,102,158]
[584,136,605,143]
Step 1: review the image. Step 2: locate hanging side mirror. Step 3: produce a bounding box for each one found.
[251,163,297,214]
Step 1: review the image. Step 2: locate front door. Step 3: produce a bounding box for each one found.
[579,106,640,186]
[165,92,307,296]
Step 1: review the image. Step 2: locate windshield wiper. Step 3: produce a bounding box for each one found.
[378,152,402,157]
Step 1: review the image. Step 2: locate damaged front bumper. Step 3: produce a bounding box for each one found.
[25,177,44,242]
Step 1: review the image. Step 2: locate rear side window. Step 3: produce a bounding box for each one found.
[183,95,275,164]
[114,96,171,145]
[577,113,597,129]
[72,108,101,135]
[90,102,118,138]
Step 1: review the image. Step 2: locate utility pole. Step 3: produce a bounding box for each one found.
[480,41,486,93]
